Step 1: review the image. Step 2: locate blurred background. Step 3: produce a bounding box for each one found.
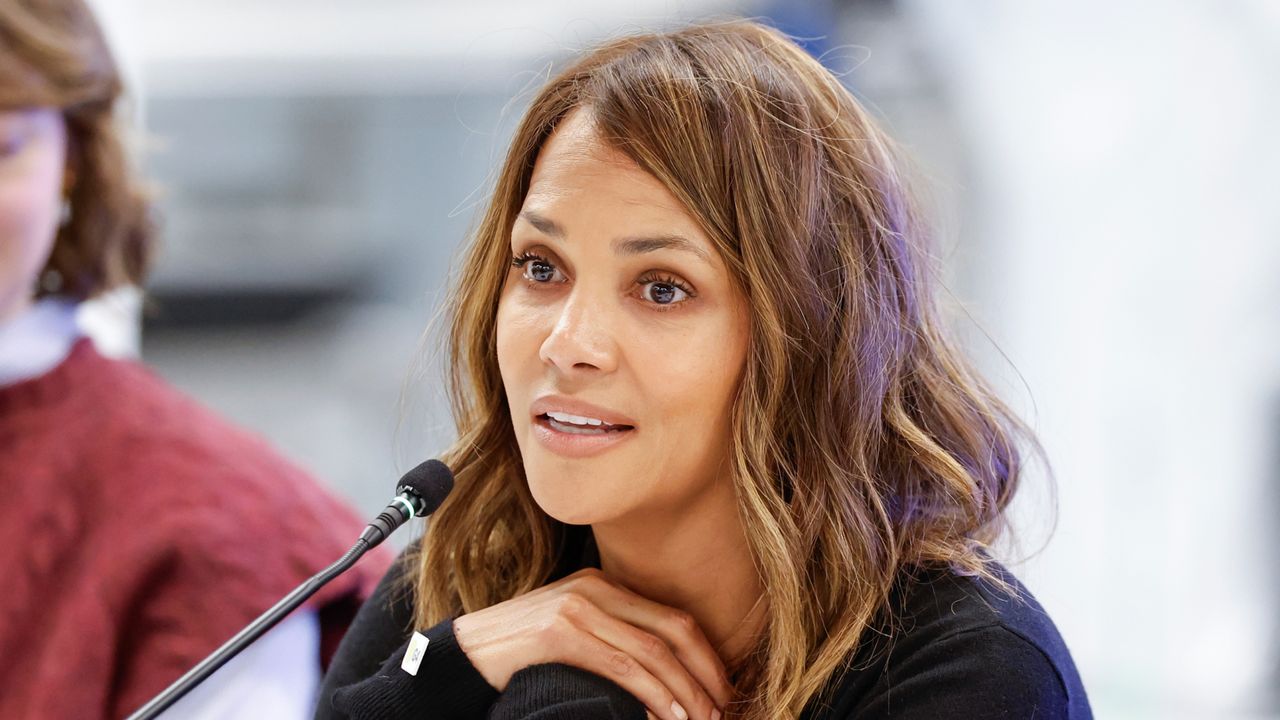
[82,0,1279,717]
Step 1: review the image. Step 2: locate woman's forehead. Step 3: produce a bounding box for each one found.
[530,112,640,189]
[524,110,696,228]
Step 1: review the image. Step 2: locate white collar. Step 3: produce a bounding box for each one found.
[0,298,83,388]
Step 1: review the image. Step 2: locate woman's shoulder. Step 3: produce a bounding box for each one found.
[811,558,1092,719]
[893,559,1080,672]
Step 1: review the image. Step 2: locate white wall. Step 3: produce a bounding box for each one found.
[905,1,1280,716]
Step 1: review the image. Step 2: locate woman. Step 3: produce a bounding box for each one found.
[0,1,390,717]
[318,20,1091,720]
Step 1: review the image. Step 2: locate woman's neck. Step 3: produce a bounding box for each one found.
[590,472,767,667]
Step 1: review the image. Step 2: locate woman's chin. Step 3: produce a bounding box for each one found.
[527,477,625,526]
[530,493,604,525]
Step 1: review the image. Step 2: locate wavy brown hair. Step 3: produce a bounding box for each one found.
[0,0,153,299]
[413,19,1044,718]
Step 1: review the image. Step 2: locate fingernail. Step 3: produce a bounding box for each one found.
[711,709,722,720]
[670,700,688,720]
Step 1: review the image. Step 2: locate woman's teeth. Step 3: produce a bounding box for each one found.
[542,412,630,434]
[546,411,608,426]
[547,418,610,435]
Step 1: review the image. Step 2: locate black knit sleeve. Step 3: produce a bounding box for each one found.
[313,554,499,720]
[326,623,647,720]
[328,617,500,720]
[845,625,1082,719]
[313,537,647,720]
[488,663,647,720]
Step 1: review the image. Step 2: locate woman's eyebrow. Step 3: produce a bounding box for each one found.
[518,210,565,239]
[517,209,713,266]
[614,235,713,266]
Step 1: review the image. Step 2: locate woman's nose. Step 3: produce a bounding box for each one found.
[538,289,618,375]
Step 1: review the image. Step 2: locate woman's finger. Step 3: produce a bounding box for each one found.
[565,592,721,720]
[567,572,735,709]
[551,618,692,720]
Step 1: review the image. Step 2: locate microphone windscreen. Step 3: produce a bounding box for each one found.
[397,459,454,515]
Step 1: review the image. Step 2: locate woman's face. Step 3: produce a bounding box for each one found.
[0,107,67,323]
[496,108,750,526]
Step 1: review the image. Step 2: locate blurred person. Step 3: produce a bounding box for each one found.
[317,20,1090,720]
[0,1,392,717]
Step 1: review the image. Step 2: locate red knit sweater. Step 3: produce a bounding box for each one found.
[0,338,393,719]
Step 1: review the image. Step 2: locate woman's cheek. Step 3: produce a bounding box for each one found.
[497,301,537,362]
[495,304,521,388]
[0,178,60,293]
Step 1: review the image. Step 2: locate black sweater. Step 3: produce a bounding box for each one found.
[315,530,1091,719]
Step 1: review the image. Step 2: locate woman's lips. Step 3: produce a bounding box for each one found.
[533,414,636,458]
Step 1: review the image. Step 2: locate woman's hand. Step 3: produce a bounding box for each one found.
[452,567,732,720]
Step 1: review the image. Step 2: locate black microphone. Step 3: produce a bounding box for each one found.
[360,459,455,548]
[127,459,454,720]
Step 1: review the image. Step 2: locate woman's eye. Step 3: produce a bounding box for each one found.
[0,137,23,157]
[526,260,558,283]
[512,252,694,309]
[0,124,32,158]
[641,280,690,306]
[512,252,565,284]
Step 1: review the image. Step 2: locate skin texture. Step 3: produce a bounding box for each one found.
[0,107,67,324]
[452,107,768,720]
